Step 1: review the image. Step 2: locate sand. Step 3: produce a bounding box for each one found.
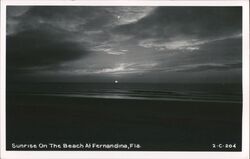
[6,94,242,151]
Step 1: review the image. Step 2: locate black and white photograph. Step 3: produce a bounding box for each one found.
[0,0,249,158]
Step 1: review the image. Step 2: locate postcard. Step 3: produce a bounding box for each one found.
[0,0,249,159]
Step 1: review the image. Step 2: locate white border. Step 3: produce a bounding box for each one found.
[0,1,249,159]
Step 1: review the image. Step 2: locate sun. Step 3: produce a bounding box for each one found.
[114,80,119,84]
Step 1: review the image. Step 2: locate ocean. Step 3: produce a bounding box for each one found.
[7,83,242,103]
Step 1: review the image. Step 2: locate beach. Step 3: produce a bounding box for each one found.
[6,93,242,151]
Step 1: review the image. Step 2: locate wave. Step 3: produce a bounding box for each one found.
[7,83,242,103]
[12,89,242,103]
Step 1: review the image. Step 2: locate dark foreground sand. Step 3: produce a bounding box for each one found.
[6,94,242,151]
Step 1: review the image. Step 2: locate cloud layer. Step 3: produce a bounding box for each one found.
[7,6,242,83]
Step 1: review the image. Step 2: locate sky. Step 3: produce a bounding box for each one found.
[6,6,242,83]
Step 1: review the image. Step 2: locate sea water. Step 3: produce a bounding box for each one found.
[7,83,242,103]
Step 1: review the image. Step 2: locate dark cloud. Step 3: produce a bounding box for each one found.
[183,37,241,65]
[145,36,242,73]
[7,27,89,70]
[8,6,117,35]
[114,7,242,39]
[177,62,242,72]
[7,6,97,75]
[197,37,242,61]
